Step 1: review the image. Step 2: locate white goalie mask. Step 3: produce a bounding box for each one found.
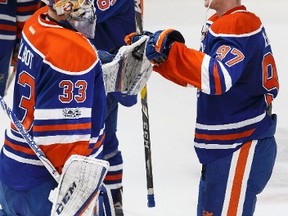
[43,0,96,38]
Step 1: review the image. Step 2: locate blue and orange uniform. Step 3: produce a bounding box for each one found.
[0,6,106,215]
[91,0,137,202]
[153,6,279,216]
[0,0,41,96]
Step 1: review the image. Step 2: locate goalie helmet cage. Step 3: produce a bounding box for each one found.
[134,0,156,208]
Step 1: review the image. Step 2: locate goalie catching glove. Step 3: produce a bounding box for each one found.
[100,30,184,94]
[101,36,152,95]
[125,29,185,65]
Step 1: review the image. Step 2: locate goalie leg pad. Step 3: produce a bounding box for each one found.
[49,155,109,216]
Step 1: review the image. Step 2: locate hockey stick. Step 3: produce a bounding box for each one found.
[0,95,61,182]
[134,0,156,208]
[4,67,16,96]
[4,41,19,96]
[0,95,110,215]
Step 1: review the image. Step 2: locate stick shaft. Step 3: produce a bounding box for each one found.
[134,0,156,207]
[0,96,60,182]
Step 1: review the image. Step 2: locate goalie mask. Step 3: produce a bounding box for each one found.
[43,0,96,38]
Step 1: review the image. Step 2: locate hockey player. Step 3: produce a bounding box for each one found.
[91,0,138,215]
[0,0,41,97]
[128,0,279,215]
[0,1,107,215]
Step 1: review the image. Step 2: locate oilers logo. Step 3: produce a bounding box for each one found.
[62,108,81,118]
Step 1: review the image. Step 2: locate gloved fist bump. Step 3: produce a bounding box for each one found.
[146,29,185,65]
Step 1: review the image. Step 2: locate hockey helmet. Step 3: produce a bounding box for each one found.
[42,0,95,20]
[41,0,96,38]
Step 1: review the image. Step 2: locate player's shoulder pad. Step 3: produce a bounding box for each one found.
[24,10,98,74]
[43,30,99,73]
[210,10,262,36]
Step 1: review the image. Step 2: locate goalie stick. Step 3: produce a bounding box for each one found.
[134,0,156,208]
[0,95,110,216]
[3,41,18,97]
[0,95,61,182]
[4,67,16,96]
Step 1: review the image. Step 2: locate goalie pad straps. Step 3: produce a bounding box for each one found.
[49,155,109,216]
[102,35,152,95]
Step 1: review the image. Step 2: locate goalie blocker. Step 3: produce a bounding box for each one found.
[102,36,152,95]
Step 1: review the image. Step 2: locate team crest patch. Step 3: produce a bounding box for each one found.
[62,108,81,119]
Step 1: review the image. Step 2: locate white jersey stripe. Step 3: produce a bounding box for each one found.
[0,34,16,40]
[108,164,123,172]
[0,14,16,22]
[3,147,43,166]
[201,54,211,94]
[209,25,263,38]
[16,15,32,22]
[221,140,257,216]
[236,140,257,215]
[6,129,26,143]
[90,126,105,144]
[196,112,266,130]
[221,149,240,216]
[34,107,92,120]
[194,142,243,149]
[218,60,232,91]
[89,145,103,158]
[35,134,90,145]
[105,183,123,190]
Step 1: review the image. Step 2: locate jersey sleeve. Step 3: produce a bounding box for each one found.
[153,39,246,96]
[153,9,266,96]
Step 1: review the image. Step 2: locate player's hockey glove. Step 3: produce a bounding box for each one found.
[125,31,152,45]
[125,29,185,64]
[145,29,185,65]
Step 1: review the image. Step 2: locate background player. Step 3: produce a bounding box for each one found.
[0,0,41,97]
[91,0,138,215]
[0,1,107,215]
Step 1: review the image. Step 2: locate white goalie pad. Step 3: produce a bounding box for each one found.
[49,155,109,216]
[102,35,152,95]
